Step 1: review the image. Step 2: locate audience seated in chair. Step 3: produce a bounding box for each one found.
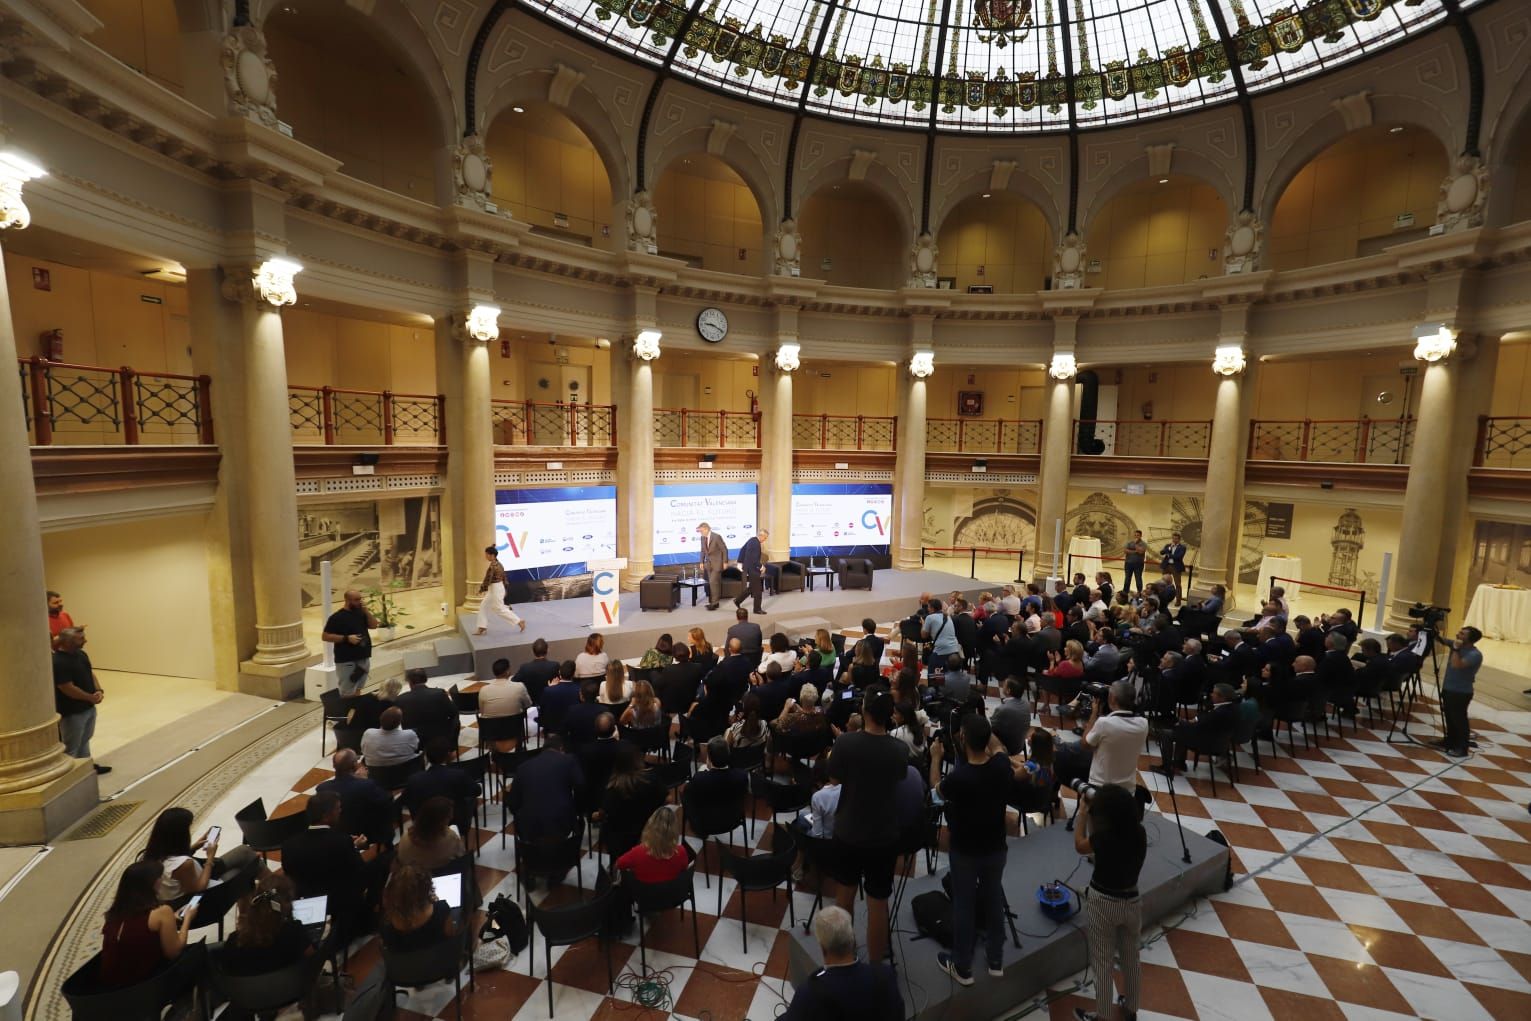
[361,707,419,768]
[379,865,456,954]
[279,791,383,937]
[396,795,467,871]
[600,751,668,863]
[536,661,582,736]
[512,638,560,705]
[98,860,200,990]
[402,739,480,824]
[617,805,692,883]
[477,658,532,750]
[1154,683,1239,777]
[506,732,585,846]
[393,669,460,750]
[216,871,315,977]
[563,681,607,747]
[655,645,704,718]
[781,906,902,1018]
[141,806,259,904]
[621,679,665,730]
[317,749,396,847]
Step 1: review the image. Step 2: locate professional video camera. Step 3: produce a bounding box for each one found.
[1407,602,1450,634]
[1074,679,1112,716]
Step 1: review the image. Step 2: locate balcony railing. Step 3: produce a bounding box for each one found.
[1475,416,1531,469]
[1074,419,1211,458]
[492,400,615,446]
[926,417,1042,454]
[654,408,759,448]
[20,357,212,446]
[288,386,442,445]
[1249,418,1415,464]
[792,414,897,451]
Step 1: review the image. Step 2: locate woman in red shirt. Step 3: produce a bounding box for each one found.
[615,805,691,884]
[99,861,197,988]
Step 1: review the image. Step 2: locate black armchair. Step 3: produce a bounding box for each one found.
[719,566,746,601]
[833,557,874,590]
[639,573,680,611]
[771,561,806,593]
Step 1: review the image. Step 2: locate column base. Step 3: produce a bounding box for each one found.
[252,620,311,665]
[621,558,655,592]
[0,757,98,845]
[894,547,923,572]
[239,654,317,700]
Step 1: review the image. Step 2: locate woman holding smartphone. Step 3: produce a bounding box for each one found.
[141,807,258,902]
[99,861,199,988]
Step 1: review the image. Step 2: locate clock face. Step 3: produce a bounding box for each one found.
[697,307,728,343]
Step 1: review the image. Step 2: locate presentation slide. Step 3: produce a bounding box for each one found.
[790,483,893,557]
[494,486,616,579]
[653,483,758,566]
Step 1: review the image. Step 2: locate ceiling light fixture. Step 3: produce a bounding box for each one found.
[982,192,991,199]
[0,150,46,230]
[253,257,302,307]
[1389,125,1404,134]
[1412,324,1456,363]
[1158,178,1170,184]
[1048,352,1077,380]
[774,343,801,373]
[466,304,501,342]
[512,106,525,114]
[633,328,662,361]
[1212,344,1247,376]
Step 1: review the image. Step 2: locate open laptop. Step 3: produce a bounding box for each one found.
[431,873,463,909]
[292,895,327,927]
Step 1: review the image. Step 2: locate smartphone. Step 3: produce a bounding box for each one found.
[179,894,202,918]
[205,825,221,846]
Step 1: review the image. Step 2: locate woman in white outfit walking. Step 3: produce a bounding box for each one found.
[475,545,526,635]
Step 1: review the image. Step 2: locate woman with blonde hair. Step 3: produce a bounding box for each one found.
[615,805,691,883]
[687,628,716,671]
[621,679,663,729]
[575,632,609,679]
[806,629,837,669]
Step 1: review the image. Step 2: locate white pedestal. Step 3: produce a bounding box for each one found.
[1257,554,1302,603]
[304,662,338,701]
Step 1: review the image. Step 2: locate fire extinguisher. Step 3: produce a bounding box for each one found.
[40,329,63,362]
[747,389,758,416]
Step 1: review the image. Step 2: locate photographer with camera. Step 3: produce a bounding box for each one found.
[1054,680,1148,794]
[1072,783,1147,1021]
[1435,625,1482,758]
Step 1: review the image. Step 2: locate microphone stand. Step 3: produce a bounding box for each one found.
[1150,733,1193,865]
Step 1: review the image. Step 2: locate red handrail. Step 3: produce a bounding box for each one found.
[926,417,1043,453]
[488,398,617,447]
[288,384,445,445]
[21,357,213,447]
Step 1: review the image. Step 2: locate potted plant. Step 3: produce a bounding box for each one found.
[365,580,413,642]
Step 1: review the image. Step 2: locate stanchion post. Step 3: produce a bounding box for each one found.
[1015,549,1025,583]
[921,546,926,567]
[970,547,976,578]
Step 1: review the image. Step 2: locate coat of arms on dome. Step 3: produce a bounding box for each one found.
[838,56,863,96]
[1016,72,1037,111]
[1343,0,1384,19]
[972,0,1034,49]
[1164,46,1193,87]
[1267,7,1307,53]
[711,17,741,61]
[887,64,909,102]
[626,0,654,27]
[965,72,987,111]
[759,36,787,76]
[1133,48,1163,100]
[861,55,889,104]
[1103,60,1130,101]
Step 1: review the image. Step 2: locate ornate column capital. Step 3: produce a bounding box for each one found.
[221,258,302,307]
[907,350,934,379]
[453,135,497,212]
[626,191,658,254]
[1212,344,1247,376]
[772,342,801,374]
[1436,155,1488,234]
[1223,210,1264,275]
[0,150,46,232]
[222,23,279,127]
[629,328,662,362]
[907,232,938,288]
[449,304,501,344]
[773,219,802,277]
[1048,350,1078,380]
[1053,231,1087,290]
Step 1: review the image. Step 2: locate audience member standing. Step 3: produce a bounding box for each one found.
[1073,784,1147,1021]
[1122,532,1147,596]
[697,522,728,611]
[1158,532,1186,603]
[735,527,766,614]
[1438,626,1482,758]
[727,608,764,660]
[47,590,77,650]
[323,589,377,695]
[53,627,108,774]
[829,691,907,965]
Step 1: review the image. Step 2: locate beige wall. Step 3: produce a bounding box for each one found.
[652,156,764,274]
[925,366,1048,420]
[795,362,898,417]
[1250,351,1414,421]
[1490,339,1531,417]
[42,512,218,679]
[799,185,905,289]
[1110,364,1221,423]
[264,10,438,199]
[79,0,183,92]
[487,106,617,250]
[936,193,1052,294]
[1513,127,1531,224]
[282,308,437,394]
[1091,176,1227,290]
[653,356,759,412]
[492,337,612,407]
[1269,125,1447,271]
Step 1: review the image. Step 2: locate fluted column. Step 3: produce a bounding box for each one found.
[1197,340,1254,605]
[221,265,312,694]
[0,161,97,840]
[760,340,797,563]
[893,345,932,571]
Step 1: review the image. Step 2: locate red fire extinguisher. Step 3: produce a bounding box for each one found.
[747,389,758,416]
[40,328,63,362]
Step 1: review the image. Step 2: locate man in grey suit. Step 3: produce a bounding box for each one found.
[697,521,728,611]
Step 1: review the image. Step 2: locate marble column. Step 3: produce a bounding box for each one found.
[1386,350,1460,631]
[1035,363,1075,581]
[893,351,930,571]
[1196,345,1253,604]
[221,265,312,697]
[458,318,495,610]
[624,339,658,584]
[0,188,98,842]
[759,321,797,563]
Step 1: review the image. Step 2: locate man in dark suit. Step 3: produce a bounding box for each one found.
[841,618,886,676]
[727,607,764,659]
[512,638,560,704]
[576,713,631,813]
[1154,682,1239,776]
[537,661,582,736]
[1321,609,1360,645]
[656,645,705,716]
[506,733,585,844]
[734,528,766,614]
[402,738,481,822]
[754,662,798,721]
[279,791,382,935]
[709,637,755,707]
[1293,616,1326,661]
[951,600,979,664]
[392,668,459,749]
[315,748,394,847]
[1317,632,1356,714]
[989,677,1032,755]
[563,681,605,747]
[1159,532,1187,604]
[697,521,728,611]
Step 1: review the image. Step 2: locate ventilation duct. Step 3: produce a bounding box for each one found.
[1075,370,1105,455]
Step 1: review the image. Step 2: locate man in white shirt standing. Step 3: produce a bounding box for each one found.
[999,586,1022,617]
[1082,681,1149,792]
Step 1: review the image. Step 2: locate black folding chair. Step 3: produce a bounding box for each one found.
[717,823,797,952]
[527,887,615,1018]
[513,823,585,904]
[175,863,258,941]
[381,927,474,1021]
[61,941,207,1021]
[320,688,350,758]
[681,782,747,889]
[477,714,526,757]
[234,798,308,862]
[209,948,326,1020]
[627,865,700,972]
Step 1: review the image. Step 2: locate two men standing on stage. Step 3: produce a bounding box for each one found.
[696,522,766,613]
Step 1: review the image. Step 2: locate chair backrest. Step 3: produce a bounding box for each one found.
[184,864,258,932]
[721,825,796,889]
[62,943,208,1021]
[529,887,614,947]
[626,867,695,914]
[449,685,479,713]
[235,798,267,824]
[622,721,670,751]
[321,688,346,719]
[367,757,424,791]
[239,805,308,852]
[731,743,766,774]
[210,952,314,1012]
[682,782,747,835]
[477,714,525,743]
[517,826,584,877]
[380,934,462,988]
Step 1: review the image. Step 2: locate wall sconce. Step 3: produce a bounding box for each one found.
[774,343,801,373]
[253,257,302,307]
[0,151,46,230]
[1212,344,1247,376]
[1048,352,1077,380]
[1412,324,1456,363]
[909,350,935,379]
[466,304,501,342]
[633,328,662,361]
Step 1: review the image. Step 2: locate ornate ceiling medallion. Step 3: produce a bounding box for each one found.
[972,0,1034,49]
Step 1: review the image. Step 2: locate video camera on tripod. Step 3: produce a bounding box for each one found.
[1407,602,1451,647]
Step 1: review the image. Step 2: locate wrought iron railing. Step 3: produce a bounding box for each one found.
[791,414,897,451]
[288,386,442,445]
[1475,416,1531,469]
[926,417,1042,454]
[490,399,616,446]
[652,408,759,448]
[1248,418,1416,464]
[1074,419,1211,458]
[20,357,213,445]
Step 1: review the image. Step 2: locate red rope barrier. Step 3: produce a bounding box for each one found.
[1269,576,1364,597]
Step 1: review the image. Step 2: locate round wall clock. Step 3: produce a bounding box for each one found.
[697,307,729,343]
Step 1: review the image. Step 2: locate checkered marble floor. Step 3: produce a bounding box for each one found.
[197,674,1531,1021]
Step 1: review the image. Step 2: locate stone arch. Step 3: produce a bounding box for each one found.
[1080,147,1238,240]
[792,156,917,249]
[477,71,632,202]
[1484,63,1531,226]
[1255,95,1457,230]
[646,127,781,231]
[928,166,1063,245]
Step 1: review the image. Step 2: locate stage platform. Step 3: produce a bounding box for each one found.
[456,567,993,677]
[787,817,1230,1021]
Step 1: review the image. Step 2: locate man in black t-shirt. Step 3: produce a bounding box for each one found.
[781,906,902,1020]
[931,713,1018,985]
[54,627,109,773]
[322,589,377,695]
[828,690,907,965]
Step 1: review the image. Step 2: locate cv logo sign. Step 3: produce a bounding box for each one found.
[497,524,531,559]
[861,509,886,536]
[593,570,620,626]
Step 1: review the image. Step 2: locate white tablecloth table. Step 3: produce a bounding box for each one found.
[1256,554,1302,603]
[1067,536,1103,582]
[1464,583,1531,644]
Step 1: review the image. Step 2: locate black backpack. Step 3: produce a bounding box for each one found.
[479,893,529,954]
[911,890,953,947]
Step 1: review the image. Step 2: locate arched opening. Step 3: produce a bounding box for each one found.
[1088,174,1228,290]
[652,154,764,273]
[264,2,443,199]
[935,192,1052,294]
[1507,117,1531,225]
[484,104,617,251]
[1268,124,1448,271]
[799,182,905,289]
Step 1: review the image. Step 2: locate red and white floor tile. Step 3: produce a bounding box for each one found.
[201,674,1531,1021]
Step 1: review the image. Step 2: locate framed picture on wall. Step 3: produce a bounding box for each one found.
[958,391,985,417]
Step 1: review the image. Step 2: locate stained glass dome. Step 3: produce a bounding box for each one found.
[518,0,1456,131]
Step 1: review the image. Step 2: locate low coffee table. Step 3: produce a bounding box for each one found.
[806,565,836,591]
[678,577,708,606]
